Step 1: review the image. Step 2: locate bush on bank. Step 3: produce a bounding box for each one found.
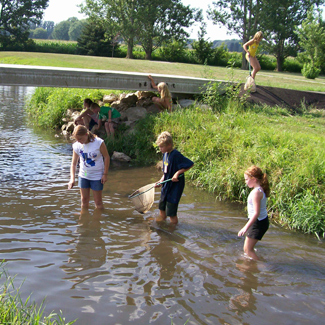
[27,87,325,238]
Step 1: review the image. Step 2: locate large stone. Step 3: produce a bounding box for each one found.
[66,121,75,133]
[124,106,147,122]
[146,104,161,114]
[120,93,138,106]
[178,99,195,108]
[137,97,155,108]
[111,101,130,112]
[111,151,131,162]
[135,90,156,99]
[103,93,119,103]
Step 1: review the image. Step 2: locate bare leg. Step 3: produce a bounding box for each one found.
[156,209,167,222]
[92,190,104,209]
[249,56,261,79]
[80,188,90,209]
[169,215,178,225]
[105,121,115,137]
[243,237,259,260]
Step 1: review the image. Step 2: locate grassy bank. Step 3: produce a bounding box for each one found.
[128,103,325,238]
[26,85,325,238]
[0,267,75,324]
[1,51,325,92]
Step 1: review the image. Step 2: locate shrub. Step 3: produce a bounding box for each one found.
[283,57,303,73]
[301,62,320,79]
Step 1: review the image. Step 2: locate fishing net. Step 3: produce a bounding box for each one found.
[244,76,256,92]
[129,183,156,214]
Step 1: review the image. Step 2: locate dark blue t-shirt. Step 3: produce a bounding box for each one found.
[161,149,194,204]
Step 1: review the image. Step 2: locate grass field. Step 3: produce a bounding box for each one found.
[0,51,324,92]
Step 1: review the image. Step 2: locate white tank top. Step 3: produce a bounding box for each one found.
[247,187,268,221]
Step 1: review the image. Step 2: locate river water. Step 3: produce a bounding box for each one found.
[0,86,324,325]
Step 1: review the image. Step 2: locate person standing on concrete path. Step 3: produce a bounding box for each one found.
[243,31,263,80]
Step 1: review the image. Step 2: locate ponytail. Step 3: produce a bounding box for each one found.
[245,165,270,197]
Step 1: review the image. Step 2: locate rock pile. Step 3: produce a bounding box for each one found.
[61,90,166,138]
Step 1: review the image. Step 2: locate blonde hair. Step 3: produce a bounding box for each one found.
[157,82,171,101]
[245,165,270,197]
[156,131,173,147]
[253,31,263,42]
[72,125,96,142]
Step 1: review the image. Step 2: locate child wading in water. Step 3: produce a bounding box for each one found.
[155,131,194,225]
[238,166,270,260]
[148,75,172,112]
[243,31,263,80]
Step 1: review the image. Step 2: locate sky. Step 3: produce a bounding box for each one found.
[42,0,239,41]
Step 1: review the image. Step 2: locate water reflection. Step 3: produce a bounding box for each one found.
[0,86,324,325]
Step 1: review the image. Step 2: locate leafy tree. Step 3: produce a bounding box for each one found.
[295,8,325,77]
[259,0,324,72]
[80,0,141,59]
[52,20,70,40]
[208,0,260,69]
[158,38,188,63]
[42,20,55,38]
[0,0,49,49]
[32,27,47,39]
[80,0,201,60]
[137,0,202,60]
[69,19,86,41]
[191,23,214,64]
[77,19,116,57]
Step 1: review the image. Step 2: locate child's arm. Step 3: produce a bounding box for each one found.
[155,175,165,187]
[74,108,92,125]
[68,151,79,189]
[148,75,158,90]
[100,142,110,184]
[172,165,194,182]
[238,189,263,236]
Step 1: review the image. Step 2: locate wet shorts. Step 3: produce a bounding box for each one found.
[78,177,103,191]
[158,198,179,217]
[246,216,269,240]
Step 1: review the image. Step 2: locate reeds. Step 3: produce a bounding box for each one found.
[0,267,76,324]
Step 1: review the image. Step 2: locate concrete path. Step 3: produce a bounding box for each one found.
[0,64,215,96]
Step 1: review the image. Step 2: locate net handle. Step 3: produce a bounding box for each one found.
[129,174,184,199]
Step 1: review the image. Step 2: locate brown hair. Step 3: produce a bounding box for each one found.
[245,165,270,197]
[156,131,173,147]
[83,98,93,108]
[72,125,96,143]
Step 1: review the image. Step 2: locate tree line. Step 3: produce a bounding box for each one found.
[0,0,325,77]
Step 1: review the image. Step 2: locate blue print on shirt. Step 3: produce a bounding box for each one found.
[80,149,97,167]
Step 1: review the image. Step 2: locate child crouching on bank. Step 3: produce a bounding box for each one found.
[155,131,194,225]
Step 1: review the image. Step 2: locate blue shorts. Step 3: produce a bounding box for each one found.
[78,177,103,191]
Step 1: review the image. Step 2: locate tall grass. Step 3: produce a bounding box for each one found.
[105,95,325,237]
[0,267,75,324]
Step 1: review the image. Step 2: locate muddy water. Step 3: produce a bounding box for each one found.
[0,86,324,325]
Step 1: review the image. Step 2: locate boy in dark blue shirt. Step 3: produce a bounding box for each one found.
[155,131,194,225]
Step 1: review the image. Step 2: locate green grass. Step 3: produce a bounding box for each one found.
[0,51,324,92]
[0,266,75,324]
